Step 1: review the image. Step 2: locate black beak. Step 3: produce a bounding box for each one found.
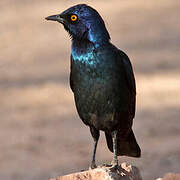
[45,14,64,24]
[45,15,58,21]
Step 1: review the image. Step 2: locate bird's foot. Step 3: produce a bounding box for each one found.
[102,162,112,167]
[89,161,97,169]
[109,160,118,171]
[109,164,118,171]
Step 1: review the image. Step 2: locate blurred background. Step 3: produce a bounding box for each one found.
[1,0,180,179]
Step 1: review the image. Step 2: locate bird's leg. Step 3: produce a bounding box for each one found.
[111,130,118,168]
[91,139,98,168]
[89,126,100,169]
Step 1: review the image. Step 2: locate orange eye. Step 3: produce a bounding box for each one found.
[71,14,78,22]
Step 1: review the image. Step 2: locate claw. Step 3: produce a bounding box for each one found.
[89,161,97,169]
[102,163,112,167]
[109,163,118,171]
[109,159,118,171]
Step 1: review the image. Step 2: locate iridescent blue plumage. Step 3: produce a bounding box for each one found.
[60,4,110,45]
[72,41,96,65]
[46,4,141,169]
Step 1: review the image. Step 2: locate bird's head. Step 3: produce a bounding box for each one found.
[45,4,110,45]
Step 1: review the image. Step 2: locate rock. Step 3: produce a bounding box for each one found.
[50,162,142,180]
[157,173,180,180]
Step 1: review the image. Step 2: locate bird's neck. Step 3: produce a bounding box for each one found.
[71,39,97,65]
[88,30,110,47]
[86,17,111,46]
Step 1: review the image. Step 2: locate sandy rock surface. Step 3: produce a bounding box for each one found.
[50,163,142,180]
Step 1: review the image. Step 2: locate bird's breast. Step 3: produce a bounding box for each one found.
[71,55,116,116]
[70,49,131,131]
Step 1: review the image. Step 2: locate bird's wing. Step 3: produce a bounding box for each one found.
[119,50,136,118]
[70,55,74,92]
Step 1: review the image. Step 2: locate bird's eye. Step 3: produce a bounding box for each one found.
[70,14,78,22]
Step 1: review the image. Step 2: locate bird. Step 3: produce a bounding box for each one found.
[45,4,141,169]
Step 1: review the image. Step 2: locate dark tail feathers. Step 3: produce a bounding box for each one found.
[105,130,141,157]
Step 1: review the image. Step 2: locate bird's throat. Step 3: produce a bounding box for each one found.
[71,39,97,65]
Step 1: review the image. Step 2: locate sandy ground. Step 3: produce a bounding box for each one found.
[0,0,180,179]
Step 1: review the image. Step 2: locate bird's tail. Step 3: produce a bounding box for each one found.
[105,130,141,157]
